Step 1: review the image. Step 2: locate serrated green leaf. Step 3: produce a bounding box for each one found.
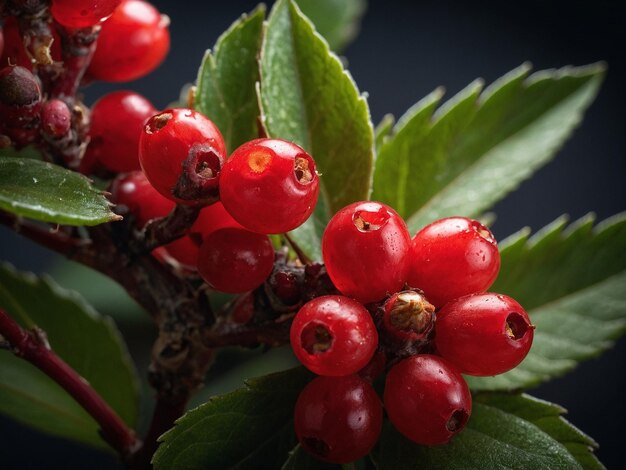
[295,0,366,52]
[475,394,603,469]
[468,213,626,391]
[259,0,375,259]
[0,145,43,160]
[375,394,581,469]
[195,6,265,154]
[153,367,313,470]
[0,157,120,226]
[0,263,139,448]
[371,64,605,233]
[282,444,340,469]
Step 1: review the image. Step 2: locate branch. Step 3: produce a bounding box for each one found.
[136,204,201,253]
[0,307,138,457]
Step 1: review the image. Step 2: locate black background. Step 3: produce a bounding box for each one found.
[1,0,625,467]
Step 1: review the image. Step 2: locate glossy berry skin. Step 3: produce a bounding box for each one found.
[294,375,383,464]
[139,108,226,205]
[290,295,378,376]
[51,0,121,29]
[164,202,242,268]
[86,91,157,173]
[322,201,411,304]
[435,293,534,376]
[407,216,500,308]
[220,138,320,234]
[87,0,169,82]
[384,355,472,446]
[197,228,274,293]
[40,99,71,138]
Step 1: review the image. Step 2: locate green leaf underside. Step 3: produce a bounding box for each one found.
[376,393,595,469]
[153,367,313,470]
[259,0,375,259]
[195,6,265,154]
[468,213,626,391]
[0,157,119,226]
[295,0,366,52]
[0,263,139,447]
[371,63,605,234]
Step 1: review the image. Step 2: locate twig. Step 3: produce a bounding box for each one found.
[137,205,201,253]
[283,232,311,265]
[0,307,138,457]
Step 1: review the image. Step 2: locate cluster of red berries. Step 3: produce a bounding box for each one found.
[289,205,535,463]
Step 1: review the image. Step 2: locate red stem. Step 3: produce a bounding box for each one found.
[0,307,138,458]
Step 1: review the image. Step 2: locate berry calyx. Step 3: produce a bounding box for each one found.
[86,0,170,82]
[219,138,320,234]
[86,91,157,173]
[290,295,378,376]
[407,216,500,308]
[294,375,383,464]
[384,355,472,446]
[382,290,435,342]
[40,99,71,139]
[322,201,411,304]
[50,0,121,29]
[435,293,534,376]
[139,108,226,205]
[197,227,274,293]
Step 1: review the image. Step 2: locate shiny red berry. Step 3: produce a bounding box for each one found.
[290,295,378,376]
[163,202,242,268]
[220,138,320,234]
[86,0,170,82]
[407,217,500,308]
[294,375,383,464]
[40,99,71,138]
[51,0,121,29]
[139,108,226,205]
[197,227,274,293]
[435,293,534,376]
[322,201,411,304]
[382,290,435,342]
[86,91,157,173]
[384,355,472,446]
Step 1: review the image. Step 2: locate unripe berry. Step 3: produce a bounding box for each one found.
[50,0,121,29]
[435,293,534,376]
[294,375,383,464]
[0,65,41,125]
[384,355,472,446]
[219,138,320,234]
[139,108,226,205]
[87,0,170,82]
[86,91,157,173]
[322,201,411,304]
[40,99,71,138]
[407,216,500,308]
[290,295,378,376]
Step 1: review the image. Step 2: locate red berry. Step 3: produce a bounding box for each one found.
[382,290,435,342]
[139,108,226,205]
[164,202,242,268]
[384,355,472,446]
[219,138,320,234]
[294,375,383,464]
[86,91,157,173]
[290,295,378,376]
[109,171,174,227]
[86,0,169,82]
[407,217,500,308]
[0,27,4,58]
[322,201,411,304]
[51,0,121,29]
[197,227,274,293]
[435,293,534,376]
[40,99,71,138]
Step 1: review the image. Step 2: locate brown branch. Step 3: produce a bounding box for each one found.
[137,204,201,253]
[0,307,138,458]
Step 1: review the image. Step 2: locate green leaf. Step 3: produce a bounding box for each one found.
[371,64,605,233]
[195,6,265,154]
[375,394,581,469]
[0,263,139,448]
[468,213,626,391]
[0,157,120,226]
[153,367,313,470]
[282,444,341,469]
[475,394,603,469]
[374,114,395,152]
[259,0,375,255]
[295,0,366,52]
